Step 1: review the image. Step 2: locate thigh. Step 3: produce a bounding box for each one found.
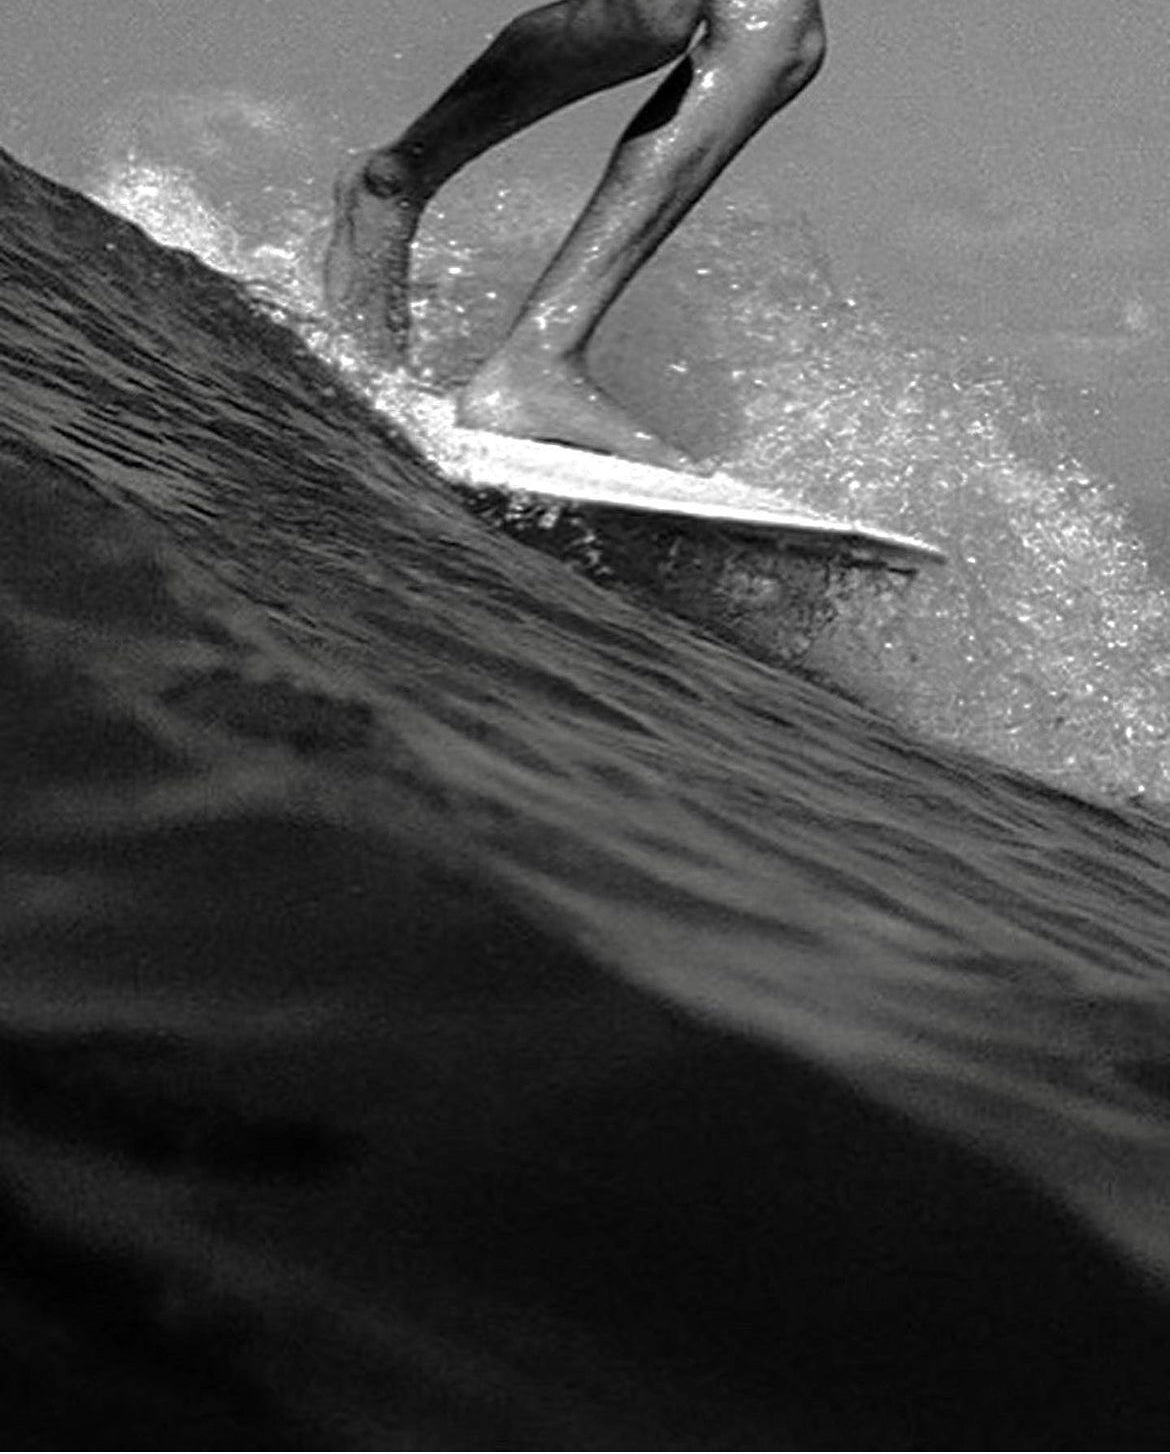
[564,0,705,55]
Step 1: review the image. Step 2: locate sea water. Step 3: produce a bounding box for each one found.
[93,140,1170,806]
[0,102,1168,1445]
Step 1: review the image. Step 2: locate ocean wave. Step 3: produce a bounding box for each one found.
[4,143,1170,1445]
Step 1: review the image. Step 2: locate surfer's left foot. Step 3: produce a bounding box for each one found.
[323,151,423,356]
[459,351,694,471]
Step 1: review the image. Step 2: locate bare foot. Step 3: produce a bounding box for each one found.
[322,151,423,356]
[459,350,695,471]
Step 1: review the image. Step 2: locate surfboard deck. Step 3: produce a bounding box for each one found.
[400,389,946,573]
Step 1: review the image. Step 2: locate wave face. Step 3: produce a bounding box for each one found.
[4,142,1170,1446]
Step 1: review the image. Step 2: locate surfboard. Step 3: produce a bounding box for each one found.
[400,389,946,573]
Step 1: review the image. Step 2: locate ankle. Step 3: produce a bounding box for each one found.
[361,150,428,207]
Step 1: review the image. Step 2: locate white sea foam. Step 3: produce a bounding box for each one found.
[90,150,1170,804]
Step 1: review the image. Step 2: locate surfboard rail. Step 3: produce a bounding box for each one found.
[397,387,946,572]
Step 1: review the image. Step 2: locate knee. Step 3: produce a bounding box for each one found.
[791,5,827,83]
[765,0,827,84]
[709,0,826,86]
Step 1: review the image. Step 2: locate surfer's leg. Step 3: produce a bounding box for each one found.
[324,0,703,354]
[461,0,826,466]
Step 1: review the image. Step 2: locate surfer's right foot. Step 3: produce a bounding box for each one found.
[459,350,694,471]
[323,150,423,356]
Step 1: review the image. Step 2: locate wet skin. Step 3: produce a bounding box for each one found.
[324,0,826,467]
